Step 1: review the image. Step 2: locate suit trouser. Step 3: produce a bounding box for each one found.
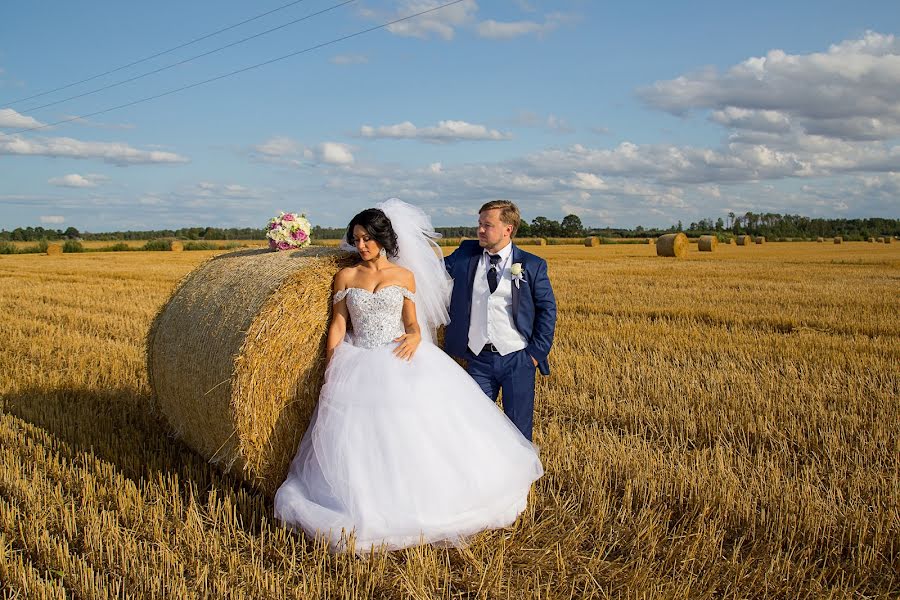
[466,347,537,441]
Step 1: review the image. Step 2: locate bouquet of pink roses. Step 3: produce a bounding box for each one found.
[266,212,312,251]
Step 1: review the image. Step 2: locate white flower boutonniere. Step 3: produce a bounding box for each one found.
[510,262,526,288]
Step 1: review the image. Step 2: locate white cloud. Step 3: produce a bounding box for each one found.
[39,215,65,224]
[253,136,301,157]
[48,173,108,188]
[369,0,478,41]
[318,142,355,165]
[330,54,369,65]
[476,13,574,40]
[360,120,511,143]
[0,108,44,130]
[566,172,607,190]
[640,31,900,142]
[0,134,188,165]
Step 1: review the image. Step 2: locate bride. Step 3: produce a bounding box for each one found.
[274,199,543,553]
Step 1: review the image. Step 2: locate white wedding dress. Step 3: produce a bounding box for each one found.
[274,284,544,553]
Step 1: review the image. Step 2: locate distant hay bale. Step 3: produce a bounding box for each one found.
[834,237,843,244]
[736,235,753,246]
[584,236,600,247]
[46,243,63,256]
[515,237,547,246]
[147,247,357,496]
[698,235,718,252]
[728,238,737,245]
[647,238,654,245]
[754,236,766,244]
[170,240,184,252]
[868,237,876,243]
[655,233,688,258]
[877,237,885,243]
[885,237,894,244]
[817,237,825,243]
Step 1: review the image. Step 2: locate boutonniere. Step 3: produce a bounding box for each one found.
[510,262,526,288]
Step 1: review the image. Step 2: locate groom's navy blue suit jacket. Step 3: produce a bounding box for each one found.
[444,240,557,376]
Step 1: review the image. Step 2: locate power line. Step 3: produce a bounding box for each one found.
[5,0,467,137]
[3,0,317,107]
[19,0,356,114]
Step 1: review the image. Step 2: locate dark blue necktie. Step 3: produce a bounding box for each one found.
[487,254,501,293]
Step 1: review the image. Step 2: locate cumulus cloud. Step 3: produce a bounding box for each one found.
[359,120,512,143]
[39,215,65,224]
[0,134,188,165]
[367,0,478,41]
[639,31,900,142]
[318,142,355,165]
[253,136,302,157]
[0,108,44,130]
[48,173,108,188]
[476,12,575,40]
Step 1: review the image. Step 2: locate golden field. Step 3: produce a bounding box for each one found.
[0,242,897,599]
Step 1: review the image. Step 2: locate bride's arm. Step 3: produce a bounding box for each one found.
[326,271,351,363]
[393,271,421,361]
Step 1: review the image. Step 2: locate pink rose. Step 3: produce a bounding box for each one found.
[277,241,292,251]
[268,239,277,250]
[269,222,279,230]
[282,213,295,222]
[297,230,308,241]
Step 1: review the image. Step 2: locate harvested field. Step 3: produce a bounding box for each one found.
[0,243,897,598]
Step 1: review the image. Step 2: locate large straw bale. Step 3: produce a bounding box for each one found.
[46,243,63,255]
[584,236,600,247]
[171,240,184,252]
[147,247,357,496]
[736,235,752,246]
[655,233,688,257]
[647,238,654,245]
[698,235,718,252]
[755,236,766,244]
[834,237,843,244]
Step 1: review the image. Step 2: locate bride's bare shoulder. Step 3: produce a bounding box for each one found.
[333,266,360,289]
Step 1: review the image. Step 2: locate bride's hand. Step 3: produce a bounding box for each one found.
[393,331,421,361]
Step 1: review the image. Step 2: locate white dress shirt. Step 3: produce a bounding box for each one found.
[468,241,527,355]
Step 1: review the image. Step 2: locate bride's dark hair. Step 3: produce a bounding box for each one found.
[346,208,399,257]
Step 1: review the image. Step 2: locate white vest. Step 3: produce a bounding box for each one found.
[467,246,527,355]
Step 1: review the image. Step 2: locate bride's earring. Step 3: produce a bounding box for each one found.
[379,247,387,258]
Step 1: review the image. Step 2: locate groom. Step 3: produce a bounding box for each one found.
[444,200,557,441]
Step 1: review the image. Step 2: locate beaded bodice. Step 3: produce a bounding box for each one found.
[333,286,416,349]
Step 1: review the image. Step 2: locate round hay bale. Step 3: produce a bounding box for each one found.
[655,233,688,257]
[754,236,766,244]
[834,237,843,245]
[647,238,654,245]
[46,243,63,256]
[736,235,753,246]
[170,240,184,252]
[147,247,357,496]
[584,236,600,247]
[885,236,893,244]
[698,235,718,252]
[868,237,876,243]
[817,237,825,243]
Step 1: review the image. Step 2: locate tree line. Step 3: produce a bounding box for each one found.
[2,213,897,242]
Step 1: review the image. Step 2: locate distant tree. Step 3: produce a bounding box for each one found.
[677,220,683,232]
[715,218,724,231]
[64,226,80,239]
[560,214,584,237]
[516,220,532,237]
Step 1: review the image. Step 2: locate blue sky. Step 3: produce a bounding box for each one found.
[1,0,899,231]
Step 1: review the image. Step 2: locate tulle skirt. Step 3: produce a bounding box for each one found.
[274,338,543,553]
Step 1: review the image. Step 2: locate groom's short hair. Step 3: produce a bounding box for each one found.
[479,200,521,237]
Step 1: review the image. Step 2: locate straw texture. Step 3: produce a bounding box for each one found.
[147,247,356,496]
[755,236,766,244]
[737,235,753,246]
[655,233,688,257]
[584,236,600,247]
[171,240,184,252]
[698,235,718,252]
[46,243,63,255]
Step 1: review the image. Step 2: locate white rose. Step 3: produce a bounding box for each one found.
[510,263,523,276]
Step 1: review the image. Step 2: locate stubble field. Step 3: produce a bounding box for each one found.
[0,242,897,599]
